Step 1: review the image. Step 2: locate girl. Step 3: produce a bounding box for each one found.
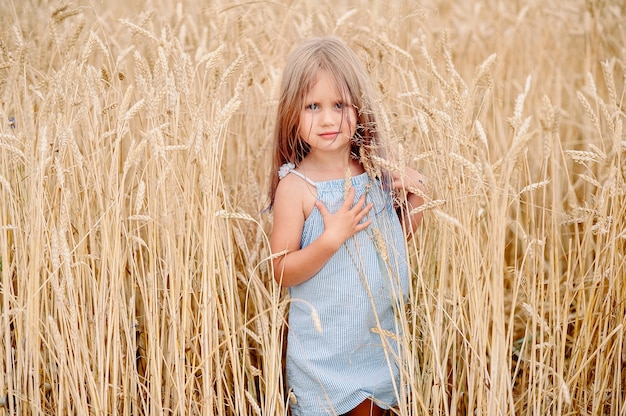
[269,36,426,416]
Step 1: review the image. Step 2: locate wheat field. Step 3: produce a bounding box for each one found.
[0,0,624,415]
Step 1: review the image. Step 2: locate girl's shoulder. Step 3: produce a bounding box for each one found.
[278,163,317,187]
[275,163,318,218]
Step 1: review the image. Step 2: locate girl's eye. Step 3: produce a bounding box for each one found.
[306,103,319,110]
[334,102,344,109]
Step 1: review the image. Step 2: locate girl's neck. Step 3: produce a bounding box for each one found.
[299,152,364,181]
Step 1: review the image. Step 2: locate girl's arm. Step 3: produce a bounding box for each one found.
[270,177,373,287]
[392,167,427,236]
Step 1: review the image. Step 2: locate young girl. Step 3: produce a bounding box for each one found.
[269,36,426,416]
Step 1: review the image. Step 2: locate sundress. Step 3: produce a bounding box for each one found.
[279,163,409,415]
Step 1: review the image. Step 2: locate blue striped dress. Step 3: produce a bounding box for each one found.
[282,166,409,415]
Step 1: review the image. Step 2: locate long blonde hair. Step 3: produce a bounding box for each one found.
[268,36,384,208]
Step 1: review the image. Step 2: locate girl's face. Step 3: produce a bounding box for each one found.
[298,69,357,157]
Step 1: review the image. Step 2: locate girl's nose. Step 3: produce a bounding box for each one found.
[320,108,335,126]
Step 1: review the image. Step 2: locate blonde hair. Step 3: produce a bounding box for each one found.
[268,36,384,208]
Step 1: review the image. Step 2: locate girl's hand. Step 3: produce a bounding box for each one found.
[315,187,373,250]
[391,167,427,235]
[391,167,427,195]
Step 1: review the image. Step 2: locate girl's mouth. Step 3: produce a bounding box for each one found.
[319,132,340,139]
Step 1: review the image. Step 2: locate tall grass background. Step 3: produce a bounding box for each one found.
[0,0,624,414]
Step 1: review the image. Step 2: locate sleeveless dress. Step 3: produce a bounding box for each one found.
[279,164,409,415]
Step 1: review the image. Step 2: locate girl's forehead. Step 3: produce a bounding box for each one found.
[306,69,350,97]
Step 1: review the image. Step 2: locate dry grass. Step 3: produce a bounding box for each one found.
[1,0,624,414]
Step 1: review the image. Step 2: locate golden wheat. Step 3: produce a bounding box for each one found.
[0,0,624,415]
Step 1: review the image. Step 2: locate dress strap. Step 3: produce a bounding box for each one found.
[288,170,318,187]
[278,163,317,187]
